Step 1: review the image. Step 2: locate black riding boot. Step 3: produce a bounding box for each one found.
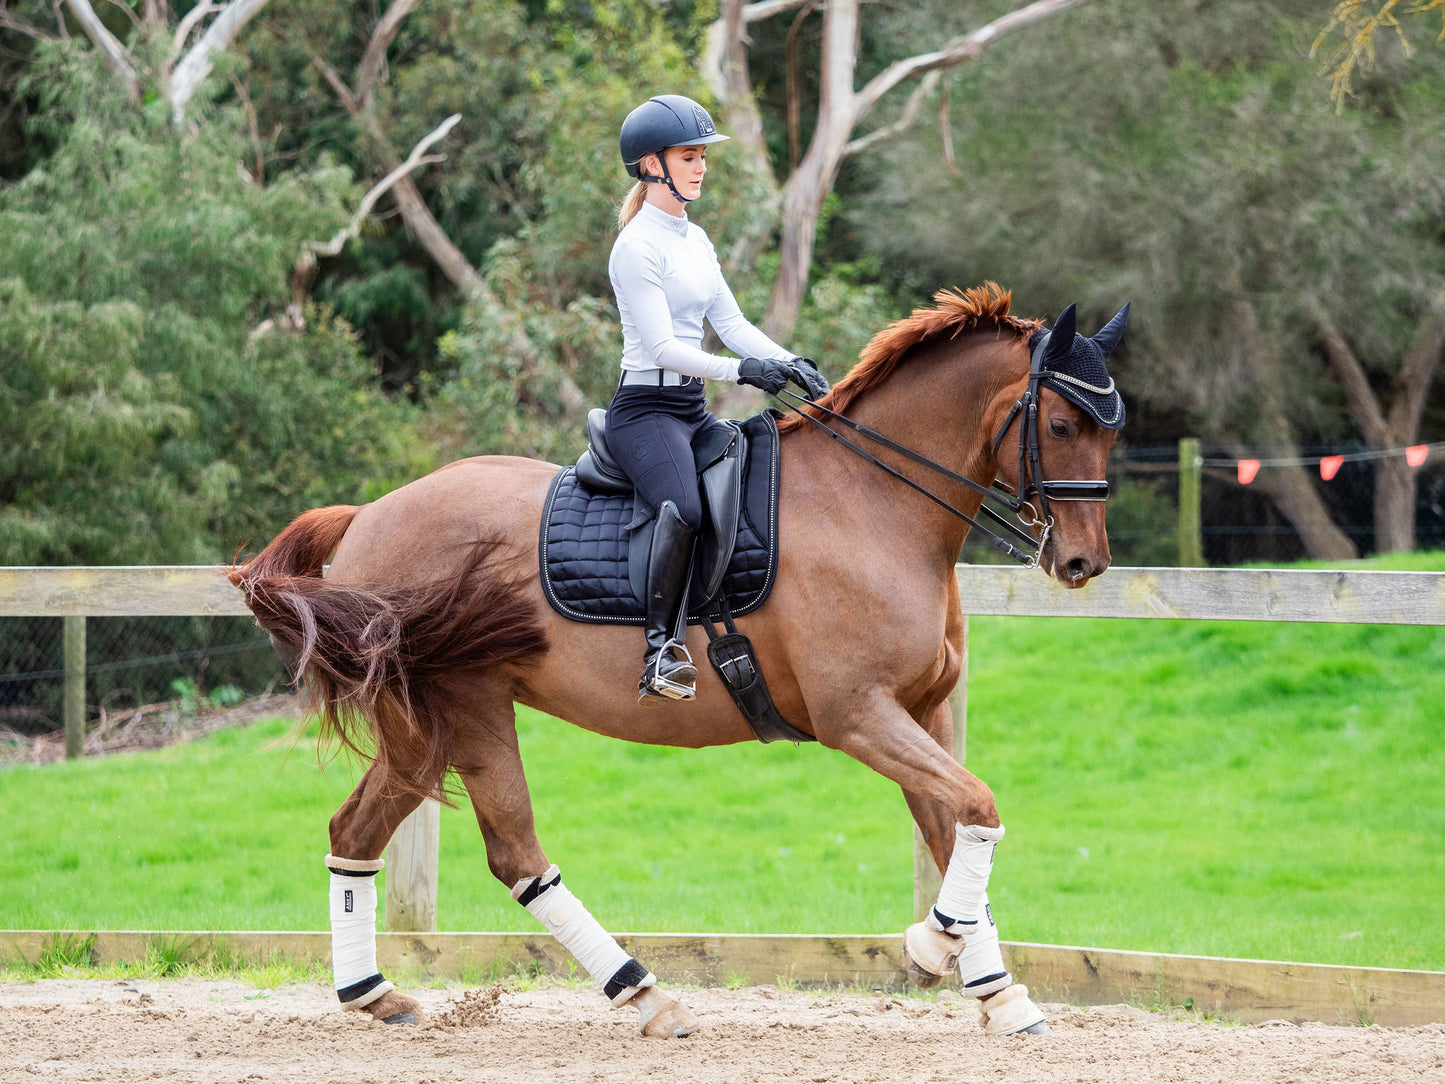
[640,501,698,703]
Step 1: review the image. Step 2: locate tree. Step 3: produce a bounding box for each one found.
[846,0,1445,557]
[1314,0,1445,107]
[702,0,1100,339]
[0,48,435,563]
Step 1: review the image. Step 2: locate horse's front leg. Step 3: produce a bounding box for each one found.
[451,690,700,1038]
[823,693,1048,1035]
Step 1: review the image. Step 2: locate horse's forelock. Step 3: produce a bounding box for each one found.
[783,282,1042,431]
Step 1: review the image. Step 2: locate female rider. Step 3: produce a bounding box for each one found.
[609,94,828,704]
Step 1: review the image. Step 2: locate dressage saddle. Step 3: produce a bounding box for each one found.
[574,407,747,609]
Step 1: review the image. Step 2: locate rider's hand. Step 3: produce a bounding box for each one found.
[737,357,794,395]
[788,358,830,401]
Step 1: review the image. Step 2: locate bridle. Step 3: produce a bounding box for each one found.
[771,329,1111,569]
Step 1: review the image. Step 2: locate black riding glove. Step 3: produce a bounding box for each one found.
[790,357,831,401]
[737,357,831,401]
[737,356,794,395]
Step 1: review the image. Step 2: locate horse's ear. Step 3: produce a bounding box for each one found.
[1091,302,1131,357]
[1043,303,1077,363]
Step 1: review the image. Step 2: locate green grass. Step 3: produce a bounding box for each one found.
[1,554,1442,972]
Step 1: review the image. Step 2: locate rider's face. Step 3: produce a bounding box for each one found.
[644,145,707,203]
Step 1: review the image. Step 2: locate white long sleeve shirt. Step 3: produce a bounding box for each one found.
[609,201,794,382]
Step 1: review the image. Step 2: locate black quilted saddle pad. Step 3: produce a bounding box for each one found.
[539,411,781,625]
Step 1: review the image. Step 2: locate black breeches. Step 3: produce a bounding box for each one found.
[606,383,712,530]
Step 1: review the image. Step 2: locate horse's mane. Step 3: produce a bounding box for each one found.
[778,282,1042,433]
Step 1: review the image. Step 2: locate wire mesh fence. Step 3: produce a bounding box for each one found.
[959,442,1445,568]
[0,616,287,739]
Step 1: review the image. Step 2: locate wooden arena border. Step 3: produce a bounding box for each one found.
[1,930,1442,1027]
[3,564,1443,1025]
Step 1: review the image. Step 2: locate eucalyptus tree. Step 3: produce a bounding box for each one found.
[702,0,1103,339]
[848,0,1445,556]
[0,48,433,564]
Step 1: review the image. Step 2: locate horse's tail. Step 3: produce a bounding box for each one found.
[229,505,549,799]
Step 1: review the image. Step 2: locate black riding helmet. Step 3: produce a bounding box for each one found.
[620,94,729,204]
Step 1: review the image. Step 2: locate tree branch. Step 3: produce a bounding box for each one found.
[853,0,1093,125]
[843,70,939,156]
[0,5,57,39]
[1306,296,1388,447]
[63,0,140,99]
[1385,293,1445,441]
[283,114,461,329]
[356,0,421,110]
[172,0,217,58]
[168,0,272,124]
[742,0,814,22]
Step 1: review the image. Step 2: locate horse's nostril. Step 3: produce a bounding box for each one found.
[1065,557,1091,582]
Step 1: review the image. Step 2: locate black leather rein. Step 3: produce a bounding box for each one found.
[770,331,1110,568]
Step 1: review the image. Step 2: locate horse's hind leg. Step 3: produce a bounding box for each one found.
[326,764,428,1025]
[451,689,700,1038]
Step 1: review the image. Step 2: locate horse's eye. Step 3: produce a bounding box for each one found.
[1049,418,1069,438]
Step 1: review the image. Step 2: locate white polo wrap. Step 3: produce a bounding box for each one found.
[512,864,655,1005]
[325,853,394,1009]
[929,823,1005,937]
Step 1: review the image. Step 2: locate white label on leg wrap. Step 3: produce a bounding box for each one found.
[329,872,391,1004]
[932,823,1005,933]
[516,869,648,995]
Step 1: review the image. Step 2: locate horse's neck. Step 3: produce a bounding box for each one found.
[808,337,1024,563]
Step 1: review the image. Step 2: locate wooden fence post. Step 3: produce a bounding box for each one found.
[63,616,86,760]
[385,799,440,932]
[914,615,967,921]
[1179,437,1203,567]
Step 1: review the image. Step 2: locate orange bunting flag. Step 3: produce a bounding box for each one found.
[1237,459,1261,485]
[1406,444,1429,468]
[1319,455,1344,481]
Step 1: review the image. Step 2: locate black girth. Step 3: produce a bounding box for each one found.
[771,330,1109,568]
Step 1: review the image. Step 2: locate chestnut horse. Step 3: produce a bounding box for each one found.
[231,283,1124,1037]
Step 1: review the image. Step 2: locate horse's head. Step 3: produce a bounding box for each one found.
[993,302,1129,589]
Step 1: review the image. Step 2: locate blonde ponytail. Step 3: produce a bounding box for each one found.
[617,181,648,232]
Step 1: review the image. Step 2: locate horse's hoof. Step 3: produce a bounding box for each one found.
[978,984,1047,1036]
[363,990,424,1026]
[902,921,960,988]
[632,986,700,1038]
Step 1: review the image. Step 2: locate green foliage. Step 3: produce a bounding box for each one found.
[0,45,438,563]
[850,0,1445,447]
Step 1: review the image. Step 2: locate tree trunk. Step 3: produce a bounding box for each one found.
[1312,296,1445,554]
[764,0,859,339]
[1252,461,1358,561]
[1373,457,1416,554]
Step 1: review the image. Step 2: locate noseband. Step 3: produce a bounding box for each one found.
[772,330,1110,569]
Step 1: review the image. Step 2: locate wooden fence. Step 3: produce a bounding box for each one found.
[3,564,1443,1023]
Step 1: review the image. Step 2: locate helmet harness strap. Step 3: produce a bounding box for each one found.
[639,152,693,206]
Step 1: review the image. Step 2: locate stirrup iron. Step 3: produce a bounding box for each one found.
[640,639,696,702]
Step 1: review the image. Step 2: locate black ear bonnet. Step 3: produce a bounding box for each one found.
[1026,302,1129,430]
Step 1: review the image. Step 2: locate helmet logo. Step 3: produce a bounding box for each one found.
[691,105,716,136]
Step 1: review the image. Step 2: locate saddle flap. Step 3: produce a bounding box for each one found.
[696,425,746,603]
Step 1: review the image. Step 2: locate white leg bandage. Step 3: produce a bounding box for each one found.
[326,854,394,1009]
[954,893,1012,999]
[512,865,655,1006]
[928,823,1004,937]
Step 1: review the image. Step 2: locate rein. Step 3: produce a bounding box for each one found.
[771,331,1110,569]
